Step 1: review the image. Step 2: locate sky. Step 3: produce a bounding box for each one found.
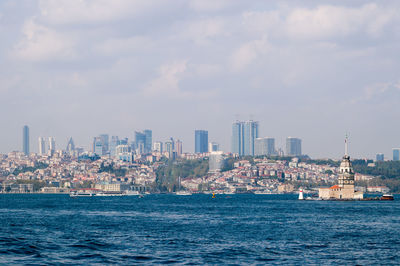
[1,0,400,159]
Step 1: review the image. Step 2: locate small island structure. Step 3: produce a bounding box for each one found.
[318,136,364,200]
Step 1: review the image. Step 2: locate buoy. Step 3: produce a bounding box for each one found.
[212,192,216,199]
[298,189,304,200]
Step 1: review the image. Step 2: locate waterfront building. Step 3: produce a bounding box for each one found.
[319,137,363,200]
[22,125,29,156]
[376,153,384,162]
[38,137,46,155]
[209,151,225,173]
[231,120,259,156]
[393,148,400,161]
[153,141,163,153]
[48,137,56,156]
[286,137,302,156]
[255,137,276,156]
[195,130,208,153]
[208,142,219,152]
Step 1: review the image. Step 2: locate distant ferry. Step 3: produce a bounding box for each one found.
[381,194,394,201]
[70,191,95,197]
[175,191,192,195]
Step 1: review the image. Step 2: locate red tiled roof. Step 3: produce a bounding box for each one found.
[330,185,339,189]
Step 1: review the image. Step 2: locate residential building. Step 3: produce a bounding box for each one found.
[175,140,183,157]
[153,141,163,153]
[209,151,225,173]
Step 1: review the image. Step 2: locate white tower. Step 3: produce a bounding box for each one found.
[338,135,354,189]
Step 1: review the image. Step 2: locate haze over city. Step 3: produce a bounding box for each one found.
[1,0,400,158]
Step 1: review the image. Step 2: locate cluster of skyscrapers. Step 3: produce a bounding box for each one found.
[230,120,302,157]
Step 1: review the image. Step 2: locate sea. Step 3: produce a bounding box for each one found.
[0,194,399,265]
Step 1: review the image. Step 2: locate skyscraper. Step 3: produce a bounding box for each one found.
[376,153,384,162]
[243,121,259,156]
[393,148,400,161]
[22,125,29,156]
[153,141,163,153]
[231,120,259,156]
[109,136,119,157]
[38,137,46,155]
[48,137,56,155]
[99,134,109,155]
[66,137,75,154]
[255,137,276,156]
[165,137,175,159]
[175,139,183,157]
[144,129,152,153]
[286,137,302,156]
[93,137,103,156]
[195,130,208,153]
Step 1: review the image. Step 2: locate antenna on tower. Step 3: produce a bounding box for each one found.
[345,133,349,156]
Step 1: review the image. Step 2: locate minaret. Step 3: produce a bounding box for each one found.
[338,135,355,188]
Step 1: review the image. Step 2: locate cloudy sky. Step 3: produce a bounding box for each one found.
[1,0,400,159]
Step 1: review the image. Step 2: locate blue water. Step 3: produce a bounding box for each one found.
[0,194,399,264]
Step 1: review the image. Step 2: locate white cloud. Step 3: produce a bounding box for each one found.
[143,60,188,97]
[38,0,165,24]
[180,17,227,45]
[13,19,76,61]
[189,0,231,12]
[230,38,270,72]
[94,36,153,56]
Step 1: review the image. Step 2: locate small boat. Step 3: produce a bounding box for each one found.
[381,194,394,201]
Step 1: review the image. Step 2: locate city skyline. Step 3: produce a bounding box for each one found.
[1,1,400,159]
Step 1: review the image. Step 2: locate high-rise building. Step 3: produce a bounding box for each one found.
[231,120,259,156]
[175,139,183,157]
[376,153,384,162]
[66,137,75,154]
[99,134,109,155]
[208,142,219,152]
[255,137,276,156]
[109,136,119,157]
[22,125,29,156]
[286,137,302,156]
[195,130,208,153]
[135,130,152,154]
[38,137,46,155]
[393,148,400,161]
[165,137,175,159]
[48,137,56,155]
[144,130,152,153]
[93,137,103,156]
[153,141,163,153]
[209,151,225,173]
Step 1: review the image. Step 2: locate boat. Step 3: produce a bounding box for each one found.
[70,191,95,197]
[254,190,273,194]
[175,191,192,195]
[94,192,124,197]
[124,191,141,196]
[381,194,394,201]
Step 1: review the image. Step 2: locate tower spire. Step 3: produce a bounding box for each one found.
[345,134,348,156]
